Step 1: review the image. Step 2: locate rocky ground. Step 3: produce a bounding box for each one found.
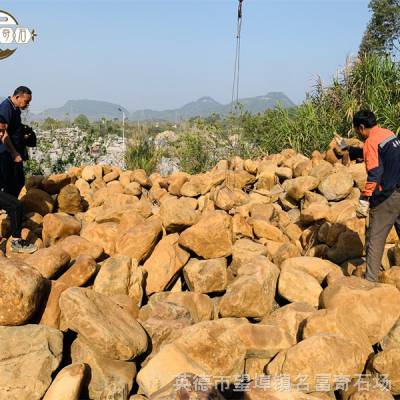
[1,137,400,400]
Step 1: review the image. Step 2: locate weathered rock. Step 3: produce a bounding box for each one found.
[144,234,190,296]
[266,334,366,392]
[21,188,55,216]
[380,266,400,290]
[149,292,213,322]
[381,319,400,350]
[326,229,364,264]
[25,246,70,279]
[57,255,97,287]
[252,219,287,242]
[262,302,316,344]
[318,171,353,201]
[278,267,322,307]
[132,169,151,187]
[219,256,280,319]
[137,319,248,396]
[60,287,148,360]
[0,258,46,325]
[82,165,103,182]
[149,373,225,400]
[42,213,81,246]
[370,348,400,395]
[58,235,103,260]
[116,218,162,262]
[280,257,343,283]
[179,211,233,259]
[57,184,83,214]
[124,181,142,196]
[23,211,43,236]
[81,221,119,256]
[42,363,87,400]
[302,308,373,362]
[94,255,144,306]
[320,277,400,344]
[40,280,68,329]
[283,176,320,201]
[231,238,268,274]
[0,325,63,400]
[138,300,193,357]
[183,258,228,293]
[42,173,72,194]
[71,336,136,400]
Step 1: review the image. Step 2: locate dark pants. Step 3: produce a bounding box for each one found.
[0,152,25,197]
[0,190,23,237]
[366,190,400,281]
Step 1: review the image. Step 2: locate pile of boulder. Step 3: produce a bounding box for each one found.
[1,138,400,400]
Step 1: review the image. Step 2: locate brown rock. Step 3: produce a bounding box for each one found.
[370,348,400,395]
[0,325,63,400]
[318,172,354,201]
[57,255,97,287]
[320,277,400,345]
[42,363,87,400]
[116,218,162,262]
[144,234,190,296]
[81,221,119,256]
[284,176,320,201]
[380,266,400,290]
[57,184,83,214]
[0,258,46,325]
[160,197,199,232]
[137,319,248,396]
[124,181,142,196]
[266,334,366,392]
[252,219,287,242]
[94,255,144,306]
[278,266,322,307]
[58,235,103,260]
[262,302,316,345]
[40,280,68,329]
[132,169,151,187]
[150,291,213,322]
[60,287,148,360]
[42,173,72,194]
[71,337,136,400]
[167,171,190,195]
[183,258,228,293]
[231,238,267,274]
[25,246,70,279]
[219,256,280,319]
[21,188,55,216]
[42,213,81,246]
[179,211,233,259]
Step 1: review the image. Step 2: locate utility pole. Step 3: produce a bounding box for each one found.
[118,108,126,169]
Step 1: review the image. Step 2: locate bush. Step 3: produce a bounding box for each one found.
[125,139,160,174]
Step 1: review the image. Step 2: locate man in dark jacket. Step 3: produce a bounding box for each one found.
[0,116,37,253]
[0,86,32,197]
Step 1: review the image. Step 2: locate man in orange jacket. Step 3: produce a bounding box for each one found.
[346,110,400,282]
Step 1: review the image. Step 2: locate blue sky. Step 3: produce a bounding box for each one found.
[0,0,371,112]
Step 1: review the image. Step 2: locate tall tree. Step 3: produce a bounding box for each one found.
[359,0,400,56]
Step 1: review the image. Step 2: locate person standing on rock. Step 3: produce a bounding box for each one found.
[0,117,37,253]
[339,110,400,282]
[0,86,32,197]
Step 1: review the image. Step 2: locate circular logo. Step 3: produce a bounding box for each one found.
[0,10,36,60]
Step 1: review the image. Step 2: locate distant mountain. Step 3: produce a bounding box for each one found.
[130,92,295,122]
[21,92,295,122]
[33,100,129,121]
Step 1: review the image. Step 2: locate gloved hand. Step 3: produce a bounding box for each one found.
[356,198,370,218]
[334,133,348,150]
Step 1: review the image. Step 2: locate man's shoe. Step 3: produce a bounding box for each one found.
[11,239,38,254]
